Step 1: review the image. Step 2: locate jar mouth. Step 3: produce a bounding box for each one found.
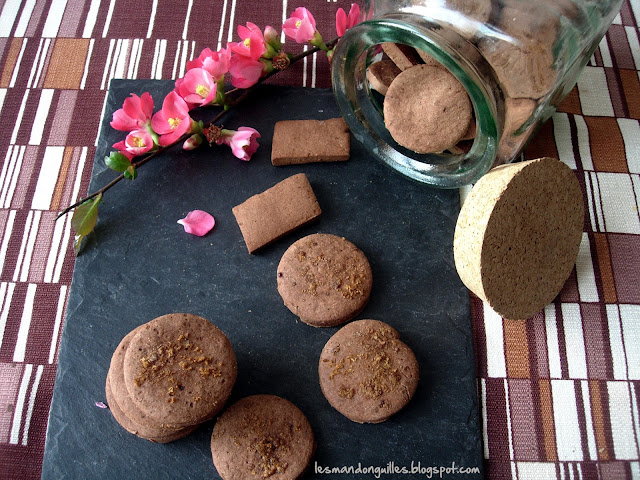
[331,17,500,188]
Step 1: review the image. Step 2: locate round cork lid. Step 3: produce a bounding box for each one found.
[453,157,584,320]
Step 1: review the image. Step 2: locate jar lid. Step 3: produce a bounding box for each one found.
[453,157,584,320]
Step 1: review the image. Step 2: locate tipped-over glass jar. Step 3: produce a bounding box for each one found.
[331,0,624,187]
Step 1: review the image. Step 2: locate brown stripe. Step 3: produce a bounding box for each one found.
[619,68,640,119]
[594,233,617,303]
[504,319,530,378]
[508,379,540,460]
[583,304,615,380]
[538,379,558,461]
[50,146,74,211]
[43,38,90,90]
[605,66,629,118]
[609,26,636,70]
[557,85,583,115]
[470,295,488,378]
[530,312,550,378]
[484,378,512,463]
[586,117,628,173]
[0,38,24,88]
[29,212,57,283]
[523,119,559,160]
[589,380,611,460]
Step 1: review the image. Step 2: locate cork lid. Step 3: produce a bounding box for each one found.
[453,157,584,320]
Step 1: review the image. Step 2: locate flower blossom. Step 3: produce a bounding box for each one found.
[229,55,266,88]
[221,127,261,161]
[178,210,215,236]
[110,92,153,132]
[112,128,155,159]
[175,67,218,108]
[186,47,231,79]
[230,22,267,61]
[151,91,194,146]
[336,3,360,37]
[283,7,318,43]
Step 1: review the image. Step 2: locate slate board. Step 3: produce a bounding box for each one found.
[41,80,483,480]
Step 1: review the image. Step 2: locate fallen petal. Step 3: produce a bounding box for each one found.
[95,401,108,409]
[177,210,215,236]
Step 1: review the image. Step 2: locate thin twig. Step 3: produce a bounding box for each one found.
[57,37,340,220]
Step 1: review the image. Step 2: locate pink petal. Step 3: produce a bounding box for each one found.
[336,8,347,37]
[177,210,215,236]
[95,401,108,409]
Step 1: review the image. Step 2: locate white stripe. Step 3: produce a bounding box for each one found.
[576,66,615,117]
[280,0,288,44]
[0,145,22,208]
[19,210,41,283]
[0,211,16,275]
[114,39,129,79]
[552,380,583,461]
[633,175,640,224]
[13,284,37,363]
[0,88,5,114]
[21,364,44,446]
[302,45,308,87]
[80,38,95,90]
[620,304,640,380]
[108,38,123,85]
[9,38,27,88]
[72,147,88,207]
[591,171,605,232]
[26,38,45,88]
[632,462,640,480]
[151,39,160,78]
[155,39,166,79]
[626,27,640,71]
[517,463,558,480]
[147,0,158,38]
[172,41,181,80]
[32,37,51,88]
[32,146,65,210]
[480,378,489,459]
[607,304,629,380]
[100,39,115,90]
[49,286,67,363]
[618,119,640,174]
[575,233,599,302]
[95,89,109,145]
[583,172,598,232]
[13,211,34,282]
[2,146,21,208]
[553,113,576,170]
[631,386,640,463]
[484,303,506,378]
[28,88,55,145]
[42,0,68,37]
[9,364,32,444]
[608,381,639,459]
[0,0,21,37]
[14,0,36,37]
[311,51,317,88]
[45,211,66,283]
[133,38,143,79]
[82,0,101,38]
[545,304,562,378]
[53,214,72,283]
[179,40,189,78]
[561,303,587,378]
[10,89,30,145]
[0,283,15,352]
[227,0,237,44]
[581,380,598,460]
[574,115,593,170]
[630,0,640,33]
[217,0,229,50]
[127,39,138,79]
[597,172,640,234]
[612,12,622,24]
[504,379,515,459]
[597,35,613,68]
[102,0,116,38]
[182,0,194,40]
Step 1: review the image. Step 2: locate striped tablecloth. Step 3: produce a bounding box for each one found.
[0,1,639,479]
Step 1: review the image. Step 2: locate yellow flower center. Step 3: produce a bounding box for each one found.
[195,84,210,98]
[132,136,145,148]
[295,19,302,28]
[243,38,251,48]
[168,117,181,129]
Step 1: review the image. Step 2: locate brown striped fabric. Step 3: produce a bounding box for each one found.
[1,1,639,479]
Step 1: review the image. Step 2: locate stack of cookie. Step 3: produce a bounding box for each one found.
[106,313,237,442]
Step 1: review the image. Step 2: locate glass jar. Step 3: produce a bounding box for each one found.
[331,0,624,188]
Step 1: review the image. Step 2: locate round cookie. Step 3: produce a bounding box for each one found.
[277,234,372,327]
[122,313,237,427]
[211,395,315,480]
[105,372,196,442]
[367,59,401,96]
[318,319,419,423]
[383,64,472,153]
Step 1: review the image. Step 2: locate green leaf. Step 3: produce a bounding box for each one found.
[71,194,102,237]
[73,234,87,256]
[124,165,137,180]
[105,151,131,172]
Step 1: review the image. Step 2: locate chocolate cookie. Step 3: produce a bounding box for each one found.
[277,234,372,327]
[318,319,419,423]
[383,64,472,153]
[122,313,237,427]
[271,118,350,165]
[367,59,401,96]
[211,395,315,480]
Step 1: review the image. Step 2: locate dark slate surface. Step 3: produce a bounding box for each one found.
[41,80,483,480]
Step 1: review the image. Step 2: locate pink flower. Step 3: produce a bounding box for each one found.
[283,7,317,43]
[183,133,203,151]
[175,68,218,107]
[177,210,215,236]
[229,55,265,88]
[221,127,261,161]
[110,92,154,132]
[186,47,231,79]
[336,3,360,37]
[151,91,193,146]
[230,22,267,61]
[263,25,281,51]
[112,128,155,159]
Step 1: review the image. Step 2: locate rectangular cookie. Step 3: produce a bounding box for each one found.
[232,173,322,254]
[381,43,424,71]
[271,118,350,166]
